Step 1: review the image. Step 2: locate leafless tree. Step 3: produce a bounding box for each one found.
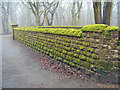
[22,0,59,26]
[1,2,10,32]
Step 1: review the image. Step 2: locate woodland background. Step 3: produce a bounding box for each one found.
[0,0,120,33]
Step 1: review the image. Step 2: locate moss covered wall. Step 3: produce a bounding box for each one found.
[83,31,119,61]
[14,26,120,80]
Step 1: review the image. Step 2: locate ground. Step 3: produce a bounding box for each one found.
[1,35,118,88]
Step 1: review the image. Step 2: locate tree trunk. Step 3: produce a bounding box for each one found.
[72,2,75,25]
[50,13,54,26]
[2,18,6,32]
[93,2,102,24]
[62,14,67,25]
[36,14,40,26]
[118,1,120,45]
[35,2,41,26]
[118,1,120,27]
[6,17,9,32]
[78,12,81,25]
[103,2,113,25]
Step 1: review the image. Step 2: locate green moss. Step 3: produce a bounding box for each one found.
[86,57,94,64]
[114,62,120,68]
[11,22,17,25]
[84,62,90,69]
[103,67,112,71]
[81,24,108,32]
[66,43,70,47]
[104,26,119,31]
[14,27,83,37]
[65,39,71,43]
[80,46,84,50]
[76,49,81,53]
[74,53,79,58]
[102,26,119,36]
[102,31,111,36]
[79,55,87,60]
[82,42,90,47]
[87,47,94,53]
[76,41,80,44]
[15,26,117,75]
[83,51,91,57]
[62,50,67,54]
[63,60,68,63]
[68,52,74,56]
[92,54,99,59]
[99,61,113,68]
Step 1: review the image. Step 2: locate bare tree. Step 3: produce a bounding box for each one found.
[1,2,10,32]
[22,0,59,26]
[42,2,59,26]
[0,2,19,32]
[22,1,44,26]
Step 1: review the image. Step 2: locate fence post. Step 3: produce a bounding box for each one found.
[11,24,18,40]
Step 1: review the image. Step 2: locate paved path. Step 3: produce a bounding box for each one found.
[0,35,2,89]
[2,35,100,88]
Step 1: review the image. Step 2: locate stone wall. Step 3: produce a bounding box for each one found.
[14,25,120,83]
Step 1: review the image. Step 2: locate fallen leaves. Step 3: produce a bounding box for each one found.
[36,55,87,80]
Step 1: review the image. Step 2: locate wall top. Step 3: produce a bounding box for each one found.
[11,23,18,29]
[11,22,18,26]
